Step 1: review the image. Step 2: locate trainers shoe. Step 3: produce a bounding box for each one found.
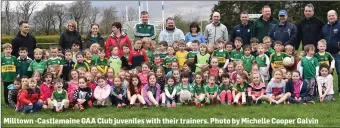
[73,104,79,110]
[227,102,232,105]
[143,104,148,108]
[160,103,166,107]
[117,104,122,108]
[30,110,34,113]
[79,105,84,110]
[221,102,226,105]
[155,104,160,107]
[307,101,315,104]
[167,104,172,107]
[122,103,127,107]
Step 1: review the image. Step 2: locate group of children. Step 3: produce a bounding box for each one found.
[1,35,335,114]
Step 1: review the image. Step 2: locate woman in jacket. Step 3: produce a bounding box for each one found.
[105,22,132,58]
[59,20,82,51]
[185,22,205,43]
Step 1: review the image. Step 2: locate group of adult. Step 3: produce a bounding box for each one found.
[10,4,340,95]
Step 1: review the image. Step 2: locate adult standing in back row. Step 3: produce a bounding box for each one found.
[269,10,297,46]
[320,10,340,96]
[252,5,279,42]
[296,4,325,50]
[204,12,228,45]
[158,17,185,45]
[134,11,156,40]
[11,21,37,59]
[59,20,82,51]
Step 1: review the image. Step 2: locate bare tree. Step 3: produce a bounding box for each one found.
[122,7,138,21]
[54,4,67,35]
[68,1,92,34]
[33,3,57,35]
[100,6,118,35]
[18,1,39,21]
[2,1,16,35]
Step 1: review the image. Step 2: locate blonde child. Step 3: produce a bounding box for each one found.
[18,78,43,114]
[315,39,334,73]
[31,71,42,86]
[73,77,93,110]
[142,37,154,66]
[67,69,79,106]
[209,57,220,77]
[231,61,248,84]
[261,69,291,104]
[176,40,189,69]
[77,67,86,78]
[48,46,64,77]
[284,44,296,71]
[28,48,47,74]
[85,72,96,101]
[83,49,93,65]
[90,43,100,60]
[51,78,69,112]
[108,46,122,76]
[255,43,270,82]
[263,36,275,56]
[232,72,249,105]
[94,76,111,107]
[90,66,98,77]
[111,76,127,108]
[247,73,266,105]
[127,74,147,108]
[195,43,210,72]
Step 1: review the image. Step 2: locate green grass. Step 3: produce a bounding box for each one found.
[1,75,340,127]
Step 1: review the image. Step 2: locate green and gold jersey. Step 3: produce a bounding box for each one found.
[315,52,333,67]
[270,52,289,69]
[187,51,198,63]
[231,48,243,60]
[159,52,168,62]
[213,49,229,68]
[163,56,178,73]
[1,56,19,82]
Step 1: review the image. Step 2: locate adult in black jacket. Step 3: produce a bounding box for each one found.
[296,4,325,50]
[83,23,105,49]
[11,21,37,59]
[230,11,253,46]
[59,20,82,51]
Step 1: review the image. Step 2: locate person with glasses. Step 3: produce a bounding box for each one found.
[59,20,82,52]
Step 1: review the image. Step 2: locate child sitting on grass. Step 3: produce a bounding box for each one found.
[94,76,111,107]
[51,78,69,112]
[18,78,43,114]
[73,77,93,110]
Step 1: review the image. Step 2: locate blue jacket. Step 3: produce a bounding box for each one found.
[185,32,205,43]
[285,80,308,98]
[296,17,325,49]
[269,21,297,46]
[231,21,253,46]
[320,21,340,54]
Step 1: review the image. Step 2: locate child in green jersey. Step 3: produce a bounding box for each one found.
[165,76,177,107]
[48,46,64,77]
[90,43,100,61]
[232,72,249,105]
[263,36,275,57]
[74,52,90,71]
[17,47,32,77]
[187,40,199,72]
[176,72,193,104]
[231,37,244,61]
[121,44,130,70]
[1,43,19,106]
[108,46,122,76]
[158,41,169,62]
[163,47,178,74]
[225,41,233,57]
[250,37,259,57]
[315,39,334,73]
[194,43,210,72]
[51,78,69,112]
[256,44,270,82]
[241,45,255,73]
[298,44,319,97]
[212,40,229,68]
[142,37,154,66]
[71,41,81,63]
[83,49,93,66]
[284,44,296,71]
[270,41,290,71]
[93,48,108,74]
[192,72,206,107]
[218,73,233,105]
[204,75,219,105]
[28,48,47,75]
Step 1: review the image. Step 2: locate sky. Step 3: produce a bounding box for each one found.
[6,1,217,21]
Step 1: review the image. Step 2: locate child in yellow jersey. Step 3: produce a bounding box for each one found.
[175,40,188,70]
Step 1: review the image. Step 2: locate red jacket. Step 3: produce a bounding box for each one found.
[19,88,41,105]
[88,82,96,100]
[39,83,55,101]
[128,49,148,69]
[105,32,132,58]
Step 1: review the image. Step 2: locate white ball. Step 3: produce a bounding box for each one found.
[180,90,192,102]
[283,57,292,66]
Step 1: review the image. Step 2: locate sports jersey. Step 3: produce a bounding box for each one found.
[204,84,219,95]
[187,51,198,63]
[176,83,193,94]
[195,53,210,72]
[266,48,275,57]
[255,54,269,67]
[213,49,229,68]
[108,56,122,76]
[315,52,333,67]
[232,83,249,93]
[175,51,188,69]
[241,55,255,73]
[218,83,233,93]
[28,59,47,74]
[17,56,32,77]
[230,48,243,60]
[1,56,19,82]
[192,82,205,95]
[93,58,109,74]
[270,52,290,69]
[301,56,319,79]
[162,56,178,73]
[159,52,168,62]
[146,50,154,66]
[51,89,68,102]
[74,62,90,71]
[47,57,64,66]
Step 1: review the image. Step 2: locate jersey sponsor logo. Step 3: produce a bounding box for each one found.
[334,28,338,34]
[319,61,329,66]
[273,61,283,68]
[2,65,16,72]
[218,57,226,63]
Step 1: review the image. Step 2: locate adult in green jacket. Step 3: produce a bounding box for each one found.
[83,23,105,49]
[251,5,279,42]
[134,11,156,40]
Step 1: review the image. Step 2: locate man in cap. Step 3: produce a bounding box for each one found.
[269,10,297,46]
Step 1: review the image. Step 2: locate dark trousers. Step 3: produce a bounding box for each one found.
[3,82,12,105]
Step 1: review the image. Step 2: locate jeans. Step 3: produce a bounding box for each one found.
[114,95,126,105]
[332,53,340,93]
[24,101,42,113]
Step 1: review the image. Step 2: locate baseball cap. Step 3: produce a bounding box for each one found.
[278,10,287,16]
